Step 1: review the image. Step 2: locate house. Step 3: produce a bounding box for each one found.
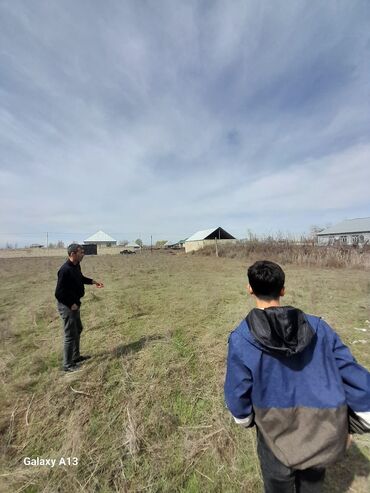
[164,239,186,249]
[84,230,117,247]
[185,227,236,253]
[126,242,141,251]
[316,217,370,246]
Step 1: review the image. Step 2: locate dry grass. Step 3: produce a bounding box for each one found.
[0,251,369,492]
[198,241,370,269]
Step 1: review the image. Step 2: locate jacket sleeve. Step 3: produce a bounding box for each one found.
[224,332,254,427]
[77,264,93,284]
[82,275,93,285]
[327,321,370,433]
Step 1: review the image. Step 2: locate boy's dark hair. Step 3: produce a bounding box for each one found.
[247,260,285,300]
[67,243,82,256]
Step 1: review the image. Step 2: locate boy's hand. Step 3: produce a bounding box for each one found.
[93,280,104,288]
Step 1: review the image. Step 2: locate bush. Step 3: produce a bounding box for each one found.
[195,240,370,269]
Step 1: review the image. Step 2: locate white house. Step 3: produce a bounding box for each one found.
[316,218,370,246]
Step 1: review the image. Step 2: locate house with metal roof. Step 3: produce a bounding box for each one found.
[84,230,117,247]
[185,227,236,253]
[125,241,141,251]
[316,218,370,246]
[164,239,186,249]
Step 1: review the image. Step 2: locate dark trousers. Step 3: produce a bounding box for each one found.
[257,430,326,493]
[57,302,83,369]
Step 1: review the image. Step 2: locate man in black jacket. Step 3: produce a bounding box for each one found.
[55,243,104,372]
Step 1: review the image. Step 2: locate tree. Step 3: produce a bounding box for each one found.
[309,225,325,242]
[155,240,167,248]
[135,239,143,247]
[246,229,257,241]
[56,240,65,248]
[310,225,324,235]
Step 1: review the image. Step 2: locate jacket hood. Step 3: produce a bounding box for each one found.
[246,306,315,356]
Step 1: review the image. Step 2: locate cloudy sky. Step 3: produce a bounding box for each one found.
[1,0,369,246]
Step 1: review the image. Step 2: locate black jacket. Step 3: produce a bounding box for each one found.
[55,260,92,308]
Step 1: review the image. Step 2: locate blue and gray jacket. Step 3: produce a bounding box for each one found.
[224,306,370,469]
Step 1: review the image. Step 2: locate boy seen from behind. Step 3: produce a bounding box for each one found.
[224,260,370,493]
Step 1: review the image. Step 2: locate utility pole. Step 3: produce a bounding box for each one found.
[215,237,218,257]
[151,235,153,253]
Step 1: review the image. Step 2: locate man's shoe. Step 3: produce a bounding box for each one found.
[63,365,82,373]
[73,355,91,364]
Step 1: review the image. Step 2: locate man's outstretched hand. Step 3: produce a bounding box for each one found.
[93,280,104,288]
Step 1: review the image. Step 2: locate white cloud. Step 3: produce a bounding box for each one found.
[0,0,369,246]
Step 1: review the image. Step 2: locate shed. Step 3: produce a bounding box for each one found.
[316,218,370,246]
[185,227,236,253]
[84,230,117,247]
[82,244,98,255]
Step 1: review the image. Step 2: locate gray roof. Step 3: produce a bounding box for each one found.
[85,230,116,242]
[186,228,217,241]
[317,217,370,236]
[126,242,141,248]
[164,239,186,246]
[186,227,236,242]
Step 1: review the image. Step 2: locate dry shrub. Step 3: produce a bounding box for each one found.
[197,241,370,269]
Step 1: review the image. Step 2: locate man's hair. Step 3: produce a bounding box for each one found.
[247,260,285,301]
[67,243,82,256]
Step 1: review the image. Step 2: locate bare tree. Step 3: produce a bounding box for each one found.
[309,225,325,244]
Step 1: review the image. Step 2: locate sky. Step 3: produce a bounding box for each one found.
[1,0,370,247]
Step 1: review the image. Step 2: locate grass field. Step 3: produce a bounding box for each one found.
[1,251,370,492]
